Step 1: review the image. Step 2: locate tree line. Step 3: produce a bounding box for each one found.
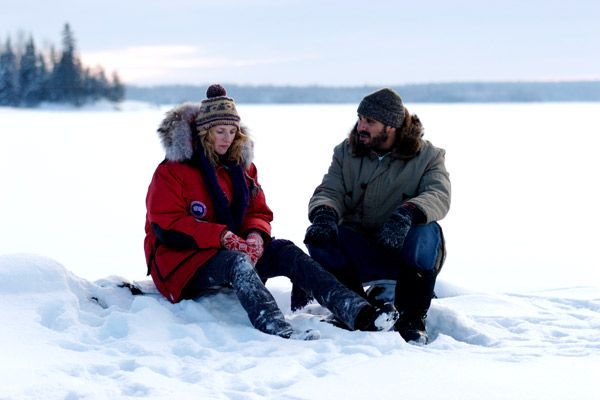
[126,81,600,105]
[0,23,124,107]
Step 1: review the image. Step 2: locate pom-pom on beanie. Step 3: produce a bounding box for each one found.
[195,84,241,131]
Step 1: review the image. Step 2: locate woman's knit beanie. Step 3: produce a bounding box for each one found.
[195,84,241,131]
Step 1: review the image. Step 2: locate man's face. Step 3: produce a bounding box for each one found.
[356,115,395,152]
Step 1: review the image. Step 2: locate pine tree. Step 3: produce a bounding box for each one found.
[0,39,19,106]
[53,23,83,105]
[108,71,125,102]
[36,54,50,103]
[82,66,106,101]
[18,37,42,106]
[46,45,59,102]
[94,67,110,100]
[3,24,126,108]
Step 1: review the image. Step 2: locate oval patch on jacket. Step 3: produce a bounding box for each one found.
[190,201,207,219]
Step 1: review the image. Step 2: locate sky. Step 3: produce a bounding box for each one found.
[2,0,600,86]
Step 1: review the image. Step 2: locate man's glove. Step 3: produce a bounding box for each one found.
[377,204,421,253]
[304,206,339,247]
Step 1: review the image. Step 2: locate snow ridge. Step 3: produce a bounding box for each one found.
[1,254,599,399]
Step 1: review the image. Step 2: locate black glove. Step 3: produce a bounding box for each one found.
[377,204,421,252]
[304,206,339,247]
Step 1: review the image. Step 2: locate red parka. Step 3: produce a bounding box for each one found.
[144,103,272,303]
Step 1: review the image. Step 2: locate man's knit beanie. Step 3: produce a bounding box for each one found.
[357,88,405,128]
[195,84,241,131]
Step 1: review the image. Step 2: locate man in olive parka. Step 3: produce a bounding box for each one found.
[304,88,451,344]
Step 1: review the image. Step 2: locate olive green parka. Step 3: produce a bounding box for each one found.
[309,117,450,235]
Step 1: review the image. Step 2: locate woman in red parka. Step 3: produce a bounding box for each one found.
[144,84,399,339]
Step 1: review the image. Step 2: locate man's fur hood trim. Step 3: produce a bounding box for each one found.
[156,102,253,166]
[349,111,424,159]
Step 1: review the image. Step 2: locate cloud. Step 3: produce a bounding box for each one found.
[81,45,315,84]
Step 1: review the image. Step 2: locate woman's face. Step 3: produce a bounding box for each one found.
[210,125,238,155]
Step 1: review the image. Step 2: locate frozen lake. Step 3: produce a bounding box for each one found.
[1,101,599,293]
[1,101,599,399]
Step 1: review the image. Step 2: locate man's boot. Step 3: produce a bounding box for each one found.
[394,267,437,344]
[395,313,428,344]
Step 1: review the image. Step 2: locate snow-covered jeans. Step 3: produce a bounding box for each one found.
[184,239,372,331]
[183,250,293,337]
[306,223,445,316]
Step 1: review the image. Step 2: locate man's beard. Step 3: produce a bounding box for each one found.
[356,128,389,152]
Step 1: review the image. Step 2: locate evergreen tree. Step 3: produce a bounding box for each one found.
[82,66,107,101]
[36,54,50,103]
[53,23,83,105]
[46,45,59,102]
[108,71,125,102]
[2,24,126,108]
[95,67,110,100]
[18,37,42,106]
[0,39,19,106]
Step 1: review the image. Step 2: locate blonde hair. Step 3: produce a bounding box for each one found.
[198,125,250,165]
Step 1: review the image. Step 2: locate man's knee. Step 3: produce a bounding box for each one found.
[401,222,444,272]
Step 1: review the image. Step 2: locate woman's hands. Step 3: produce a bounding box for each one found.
[221,230,264,265]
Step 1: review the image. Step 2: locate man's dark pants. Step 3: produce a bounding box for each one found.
[306,223,445,318]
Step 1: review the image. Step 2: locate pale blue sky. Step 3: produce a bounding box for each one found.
[2,0,599,86]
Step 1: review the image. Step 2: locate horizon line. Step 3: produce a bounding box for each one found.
[125,80,600,88]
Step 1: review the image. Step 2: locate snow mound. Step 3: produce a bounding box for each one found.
[1,253,599,399]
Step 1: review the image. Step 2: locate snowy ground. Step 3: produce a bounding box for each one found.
[1,254,598,399]
[1,102,599,399]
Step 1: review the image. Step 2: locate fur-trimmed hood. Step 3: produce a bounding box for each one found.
[156,102,253,166]
[349,111,424,159]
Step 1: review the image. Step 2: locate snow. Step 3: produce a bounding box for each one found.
[1,102,599,399]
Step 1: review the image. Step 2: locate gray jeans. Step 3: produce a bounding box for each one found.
[184,239,372,330]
